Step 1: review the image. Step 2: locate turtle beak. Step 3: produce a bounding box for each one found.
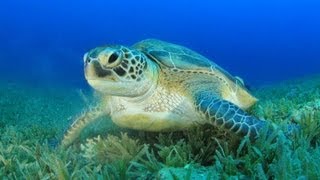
[84,55,113,79]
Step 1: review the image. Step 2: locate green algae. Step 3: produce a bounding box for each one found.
[0,75,320,179]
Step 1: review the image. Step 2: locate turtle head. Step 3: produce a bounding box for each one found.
[83,45,158,97]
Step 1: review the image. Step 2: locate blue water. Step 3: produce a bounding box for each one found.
[0,0,319,87]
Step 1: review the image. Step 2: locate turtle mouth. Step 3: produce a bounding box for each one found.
[85,61,124,83]
[85,60,115,81]
[91,60,112,77]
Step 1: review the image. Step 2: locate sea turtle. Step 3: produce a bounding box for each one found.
[61,39,268,147]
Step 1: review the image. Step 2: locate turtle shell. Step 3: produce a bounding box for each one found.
[133,39,244,89]
[133,39,257,109]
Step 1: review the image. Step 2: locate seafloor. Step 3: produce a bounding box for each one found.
[0,74,320,179]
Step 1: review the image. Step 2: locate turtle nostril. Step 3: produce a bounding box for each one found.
[86,57,91,63]
[83,53,92,65]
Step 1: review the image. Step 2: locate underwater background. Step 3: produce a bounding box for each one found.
[1,0,320,87]
[1,0,320,179]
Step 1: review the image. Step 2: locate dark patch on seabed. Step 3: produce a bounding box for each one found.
[0,74,320,179]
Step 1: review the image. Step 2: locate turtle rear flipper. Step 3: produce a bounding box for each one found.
[194,91,268,138]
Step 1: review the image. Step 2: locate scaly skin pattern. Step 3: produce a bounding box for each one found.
[193,91,266,137]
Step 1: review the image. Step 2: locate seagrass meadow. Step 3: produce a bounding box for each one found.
[0,74,320,179]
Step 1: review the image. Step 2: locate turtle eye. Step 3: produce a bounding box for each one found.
[108,52,119,64]
[103,51,122,68]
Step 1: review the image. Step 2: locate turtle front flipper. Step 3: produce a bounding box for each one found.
[194,91,268,138]
[61,107,106,148]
